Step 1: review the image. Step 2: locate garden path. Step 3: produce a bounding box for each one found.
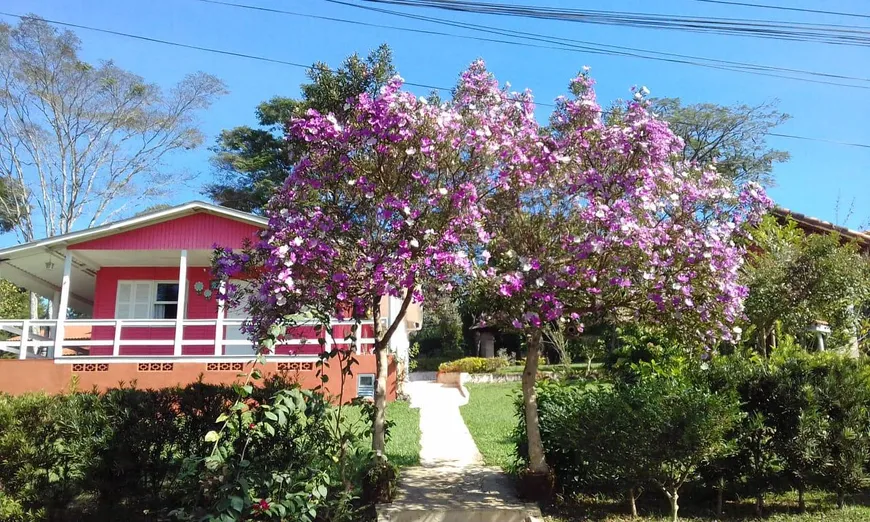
[377,377,541,521]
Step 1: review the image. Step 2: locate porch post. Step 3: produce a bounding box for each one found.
[214,280,225,356]
[52,252,73,359]
[51,291,61,319]
[174,249,188,357]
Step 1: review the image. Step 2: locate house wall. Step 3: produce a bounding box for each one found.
[91,266,219,355]
[90,267,330,356]
[71,213,261,250]
[0,355,397,402]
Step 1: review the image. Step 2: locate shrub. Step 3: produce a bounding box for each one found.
[0,374,370,522]
[438,356,508,374]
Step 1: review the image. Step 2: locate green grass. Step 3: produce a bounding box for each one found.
[496,362,603,375]
[460,382,521,469]
[341,400,421,467]
[545,490,870,521]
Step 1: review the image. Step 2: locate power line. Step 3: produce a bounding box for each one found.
[359,0,870,47]
[194,0,870,90]
[691,0,870,21]
[1,11,867,150]
[322,0,870,89]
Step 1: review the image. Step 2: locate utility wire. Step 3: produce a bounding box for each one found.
[691,0,870,21]
[360,0,870,47]
[322,0,870,89]
[1,11,867,150]
[193,0,870,90]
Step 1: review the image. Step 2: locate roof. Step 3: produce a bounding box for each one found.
[772,207,870,246]
[0,201,267,258]
[0,201,266,315]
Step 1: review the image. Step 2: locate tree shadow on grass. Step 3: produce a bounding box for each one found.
[542,489,867,521]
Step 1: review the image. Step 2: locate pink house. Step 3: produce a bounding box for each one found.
[0,202,414,400]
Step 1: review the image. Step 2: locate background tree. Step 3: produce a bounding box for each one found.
[410,293,466,361]
[0,176,24,233]
[652,98,790,187]
[742,215,870,355]
[206,45,395,212]
[0,16,226,242]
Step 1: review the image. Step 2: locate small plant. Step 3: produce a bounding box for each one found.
[438,356,509,374]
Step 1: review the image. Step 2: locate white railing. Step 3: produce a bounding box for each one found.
[0,318,376,362]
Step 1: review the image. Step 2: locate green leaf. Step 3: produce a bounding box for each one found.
[205,430,221,442]
[230,496,244,513]
[265,411,278,421]
[264,423,276,436]
[216,413,229,423]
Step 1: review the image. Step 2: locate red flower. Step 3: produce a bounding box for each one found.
[249,423,256,430]
[253,499,270,512]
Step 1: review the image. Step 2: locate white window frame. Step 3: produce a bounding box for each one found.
[357,374,375,399]
[115,280,184,320]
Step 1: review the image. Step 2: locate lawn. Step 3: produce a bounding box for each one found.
[341,399,421,467]
[497,362,602,375]
[545,490,870,521]
[460,381,521,469]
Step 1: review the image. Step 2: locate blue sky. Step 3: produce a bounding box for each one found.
[4,0,869,231]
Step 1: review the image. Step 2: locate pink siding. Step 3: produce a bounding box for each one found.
[71,213,261,250]
[91,267,218,356]
[90,267,328,356]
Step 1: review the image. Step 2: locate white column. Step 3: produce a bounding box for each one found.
[19,319,29,360]
[52,253,73,359]
[388,296,410,374]
[50,291,60,319]
[113,320,123,357]
[173,250,188,357]
[214,280,225,356]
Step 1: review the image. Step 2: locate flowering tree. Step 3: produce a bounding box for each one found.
[214,63,536,455]
[472,70,771,485]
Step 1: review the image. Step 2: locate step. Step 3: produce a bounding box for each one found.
[378,466,542,522]
[377,508,541,522]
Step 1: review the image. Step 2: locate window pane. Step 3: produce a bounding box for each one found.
[155,283,179,302]
[154,303,178,319]
[117,283,132,302]
[133,303,150,319]
[134,283,152,304]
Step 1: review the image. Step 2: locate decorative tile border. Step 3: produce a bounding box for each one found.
[72,363,109,372]
[206,362,244,372]
[137,363,174,372]
[277,362,314,372]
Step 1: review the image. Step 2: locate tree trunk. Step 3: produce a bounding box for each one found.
[716,481,724,517]
[629,487,638,518]
[798,483,806,512]
[372,339,389,454]
[666,489,679,522]
[837,488,845,509]
[371,291,414,455]
[586,355,593,376]
[522,329,547,474]
[755,493,764,517]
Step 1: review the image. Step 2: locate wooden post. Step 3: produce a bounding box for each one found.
[174,250,188,357]
[113,320,123,357]
[52,253,73,359]
[214,280,225,356]
[19,319,29,360]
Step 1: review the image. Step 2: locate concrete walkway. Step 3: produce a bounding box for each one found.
[378,377,541,522]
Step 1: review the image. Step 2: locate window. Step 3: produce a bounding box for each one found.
[116,281,181,319]
[357,374,375,399]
